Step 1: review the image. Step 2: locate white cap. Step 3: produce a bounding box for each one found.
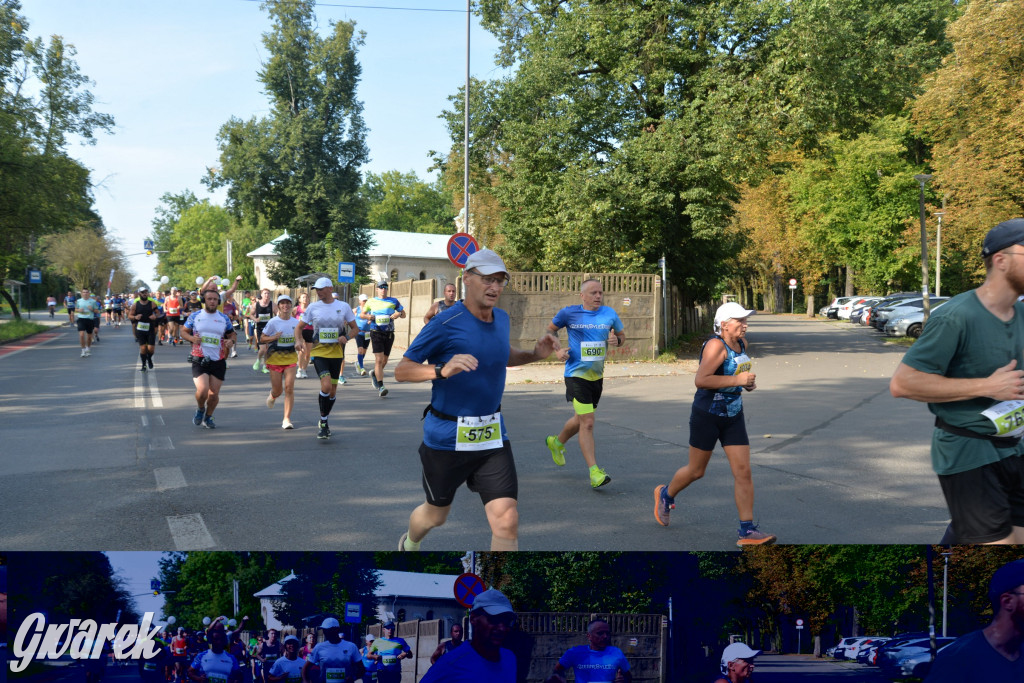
[313,277,333,289]
[721,642,761,673]
[365,634,375,642]
[277,294,293,303]
[320,617,340,630]
[463,249,508,276]
[358,293,368,301]
[714,302,754,331]
[469,588,514,615]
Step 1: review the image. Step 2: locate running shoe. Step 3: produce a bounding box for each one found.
[338,376,347,385]
[653,484,674,526]
[158,340,163,345]
[252,360,260,371]
[192,409,205,426]
[296,369,304,378]
[203,415,216,429]
[590,466,611,488]
[281,419,293,430]
[358,367,367,376]
[80,349,87,357]
[148,358,154,369]
[370,373,380,390]
[140,365,147,372]
[85,348,91,356]
[266,394,276,408]
[546,435,565,466]
[261,364,269,374]
[317,420,330,439]
[397,531,419,551]
[736,525,776,546]
[378,385,388,398]
[229,349,237,358]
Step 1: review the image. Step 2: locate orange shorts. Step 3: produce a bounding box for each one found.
[267,363,296,373]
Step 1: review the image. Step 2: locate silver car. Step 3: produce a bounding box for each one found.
[885,298,951,338]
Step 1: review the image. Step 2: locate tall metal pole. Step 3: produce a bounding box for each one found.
[941,552,951,637]
[915,174,932,322]
[463,0,471,236]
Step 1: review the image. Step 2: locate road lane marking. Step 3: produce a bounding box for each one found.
[147,371,164,408]
[155,467,186,491]
[167,514,215,549]
[134,370,144,408]
[141,415,149,427]
[150,436,174,450]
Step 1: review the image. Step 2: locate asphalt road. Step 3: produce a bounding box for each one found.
[0,314,948,551]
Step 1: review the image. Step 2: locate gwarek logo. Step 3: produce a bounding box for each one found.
[9,611,164,673]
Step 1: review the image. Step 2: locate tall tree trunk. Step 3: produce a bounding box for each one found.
[844,265,854,296]
[1,288,21,319]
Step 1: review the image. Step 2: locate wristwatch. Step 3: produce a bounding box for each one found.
[435,363,446,379]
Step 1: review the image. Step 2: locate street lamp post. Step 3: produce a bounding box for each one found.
[914,174,933,322]
[941,551,952,637]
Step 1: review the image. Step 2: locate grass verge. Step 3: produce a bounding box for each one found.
[0,318,48,342]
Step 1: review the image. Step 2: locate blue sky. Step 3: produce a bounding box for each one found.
[25,0,506,285]
[105,551,168,621]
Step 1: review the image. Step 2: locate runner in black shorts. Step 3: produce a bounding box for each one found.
[129,287,159,372]
[653,302,776,546]
[181,288,236,429]
[394,249,559,551]
[362,282,405,397]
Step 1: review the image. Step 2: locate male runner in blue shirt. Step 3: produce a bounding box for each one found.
[545,619,632,683]
[395,249,559,551]
[545,278,625,488]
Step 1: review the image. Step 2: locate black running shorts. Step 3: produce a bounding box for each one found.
[564,376,603,409]
[312,356,343,380]
[356,331,370,350]
[76,318,95,333]
[688,407,749,451]
[191,358,227,382]
[419,440,517,507]
[135,328,157,346]
[370,330,395,355]
[937,454,1024,543]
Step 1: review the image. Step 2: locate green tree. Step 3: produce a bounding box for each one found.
[42,225,130,293]
[8,552,138,628]
[158,553,281,631]
[275,553,380,631]
[208,0,370,283]
[361,170,452,234]
[0,0,114,316]
[912,0,1024,286]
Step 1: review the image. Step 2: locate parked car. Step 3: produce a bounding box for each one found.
[849,297,883,324]
[860,293,920,327]
[838,297,875,320]
[878,637,956,678]
[826,296,858,319]
[832,637,865,660]
[872,296,940,331]
[856,637,890,664]
[837,636,883,660]
[884,299,951,337]
[890,641,953,680]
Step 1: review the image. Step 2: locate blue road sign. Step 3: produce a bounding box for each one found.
[344,602,361,623]
[28,269,42,284]
[453,573,487,608]
[144,239,155,252]
[337,262,356,284]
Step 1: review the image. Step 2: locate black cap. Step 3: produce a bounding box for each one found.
[982,218,1024,256]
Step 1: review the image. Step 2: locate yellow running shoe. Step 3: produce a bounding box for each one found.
[546,435,565,466]
[590,466,611,488]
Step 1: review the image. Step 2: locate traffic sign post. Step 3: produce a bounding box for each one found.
[789,278,797,313]
[795,618,804,653]
[337,262,356,284]
[344,602,362,624]
[447,233,479,268]
[453,572,487,608]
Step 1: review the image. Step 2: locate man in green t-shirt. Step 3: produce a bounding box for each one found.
[891,217,1024,544]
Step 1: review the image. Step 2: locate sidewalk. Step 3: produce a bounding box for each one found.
[0,308,70,328]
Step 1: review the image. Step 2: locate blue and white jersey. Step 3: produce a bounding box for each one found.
[268,656,304,683]
[184,309,234,360]
[306,640,361,683]
[404,302,510,450]
[692,336,751,417]
[190,650,240,683]
[551,305,624,381]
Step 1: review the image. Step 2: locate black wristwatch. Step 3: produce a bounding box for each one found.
[435,363,446,379]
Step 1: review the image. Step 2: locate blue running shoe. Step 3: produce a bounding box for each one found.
[193,409,205,426]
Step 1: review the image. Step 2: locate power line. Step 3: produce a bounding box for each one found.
[236,0,466,12]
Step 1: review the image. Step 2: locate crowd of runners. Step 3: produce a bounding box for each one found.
[50,249,777,549]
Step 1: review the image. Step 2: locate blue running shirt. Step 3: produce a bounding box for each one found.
[551,305,623,381]
[404,302,510,450]
[365,297,403,332]
[306,640,361,683]
[558,645,631,682]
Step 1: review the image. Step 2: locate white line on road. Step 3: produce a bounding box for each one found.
[154,467,186,491]
[147,371,164,408]
[154,415,164,426]
[141,415,148,427]
[167,514,215,550]
[134,370,144,408]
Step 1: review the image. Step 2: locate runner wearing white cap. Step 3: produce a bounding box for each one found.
[654,301,776,546]
[267,635,303,683]
[295,278,358,440]
[303,618,362,683]
[715,642,760,683]
[353,293,371,377]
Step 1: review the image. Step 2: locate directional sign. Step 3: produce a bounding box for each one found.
[144,239,155,252]
[27,268,41,284]
[447,233,479,268]
[453,572,487,608]
[344,602,362,624]
[337,261,356,284]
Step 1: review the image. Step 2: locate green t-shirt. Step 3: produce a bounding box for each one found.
[900,290,1024,475]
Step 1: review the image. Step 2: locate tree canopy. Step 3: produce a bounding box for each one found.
[207,0,370,284]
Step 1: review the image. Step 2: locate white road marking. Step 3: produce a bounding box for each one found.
[141,415,149,427]
[134,370,145,408]
[150,436,174,450]
[154,415,165,426]
[167,514,215,550]
[147,371,164,408]
[154,467,186,491]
